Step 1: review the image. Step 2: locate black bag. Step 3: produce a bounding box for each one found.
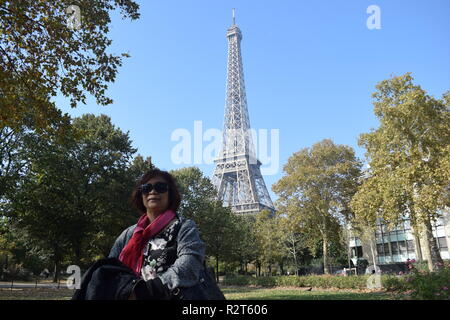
[72,257,178,300]
[172,263,225,300]
[72,258,140,300]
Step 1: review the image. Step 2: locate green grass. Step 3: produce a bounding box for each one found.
[0,286,398,300]
[221,286,396,300]
[0,288,74,300]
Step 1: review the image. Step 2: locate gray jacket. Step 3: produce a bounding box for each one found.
[108,215,205,291]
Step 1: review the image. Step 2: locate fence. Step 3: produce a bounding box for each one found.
[0,272,73,290]
[0,278,71,290]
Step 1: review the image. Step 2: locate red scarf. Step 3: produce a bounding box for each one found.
[119,210,176,275]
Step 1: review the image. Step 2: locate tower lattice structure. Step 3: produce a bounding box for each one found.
[213,11,275,215]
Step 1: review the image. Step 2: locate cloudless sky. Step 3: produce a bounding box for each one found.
[55,0,450,203]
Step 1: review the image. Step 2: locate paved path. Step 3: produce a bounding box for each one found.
[0,281,72,289]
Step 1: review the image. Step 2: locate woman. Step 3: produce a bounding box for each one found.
[108,168,206,299]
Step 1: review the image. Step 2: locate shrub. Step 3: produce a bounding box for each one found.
[406,259,428,273]
[223,274,381,290]
[383,262,450,300]
[406,264,450,300]
[383,275,409,292]
[222,275,254,286]
[223,262,450,298]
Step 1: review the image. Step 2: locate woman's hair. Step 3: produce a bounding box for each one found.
[131,168,181,213]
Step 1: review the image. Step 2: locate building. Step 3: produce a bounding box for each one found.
[349,211,450,268]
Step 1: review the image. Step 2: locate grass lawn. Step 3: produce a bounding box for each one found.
[0,285,400,300]
[221,286,397,300]
[0,288,74,300]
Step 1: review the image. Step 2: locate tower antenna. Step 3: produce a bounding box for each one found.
[232,8,235,25]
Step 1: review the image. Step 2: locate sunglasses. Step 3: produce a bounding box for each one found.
[140,182,169,194]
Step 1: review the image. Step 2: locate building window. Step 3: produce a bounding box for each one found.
[391,242,399,255]
[384,243,390,256]
[377,243,384,256]
[437,237,448,252]
[396,231,406,241]
[352,246,363,258]
[398,241,407,254]
[357,246,363,257]
[407,240,415,251]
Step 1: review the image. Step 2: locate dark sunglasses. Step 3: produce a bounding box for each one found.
[140,182,169,194]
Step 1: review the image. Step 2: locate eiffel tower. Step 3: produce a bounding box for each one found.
[213,10,275,215]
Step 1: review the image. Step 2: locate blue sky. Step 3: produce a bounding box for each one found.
[55,0,450,203]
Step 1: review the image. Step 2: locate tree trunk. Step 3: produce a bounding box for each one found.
[53,261,59,283]
[423,218,443,271]
[409,206,423,262]
[323,235,330,274]
[215,255,219,283]
[368,234,378,272]
[0,255,7,279]
[52,246,61,283]
[347,241,352,269]
[291,237,298,275]
[413,232,423,262]
[293,254,299,276]
[74,242,81,267]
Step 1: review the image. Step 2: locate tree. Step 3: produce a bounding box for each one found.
[352,73,450,271]
[227,215,258,275]
[0,216,16,277]
[0,0,140,134]
[0,126,28,198]
[278,214,309,275]
[170,167,241,280]
[253,210,285,276]
[273,139,362,274]
[62,114,138,264]
[7,114,138,279]
[170,166,217,234]
[204,201,237,281]
[349,173,385,271]
[0,218,52,278]
[128,155,154,182]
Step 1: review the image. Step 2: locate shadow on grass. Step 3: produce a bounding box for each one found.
[0,288,74,300]
[240,292,392,300]
[1,286,397,301]
[221,286,394,300]
[220,286,261,294]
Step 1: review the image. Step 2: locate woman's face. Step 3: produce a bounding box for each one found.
[141,176,170,216]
